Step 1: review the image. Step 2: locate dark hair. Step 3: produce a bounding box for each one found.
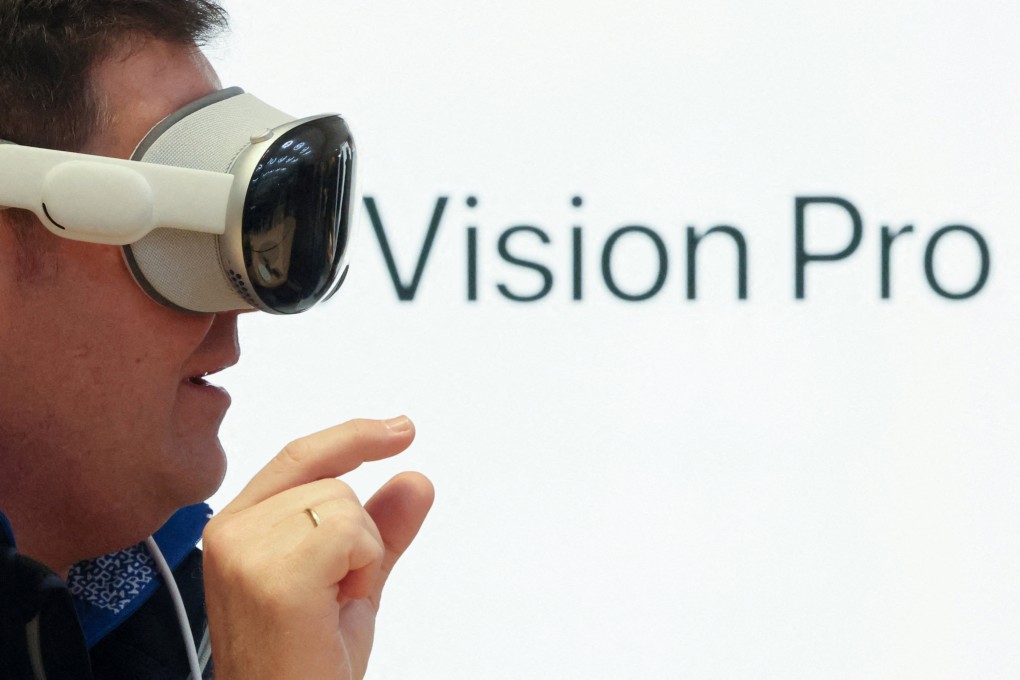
[0,0,228,151]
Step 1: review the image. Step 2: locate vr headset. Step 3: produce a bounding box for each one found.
[0,87,355,314]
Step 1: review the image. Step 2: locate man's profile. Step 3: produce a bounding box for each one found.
[0,2,434,678]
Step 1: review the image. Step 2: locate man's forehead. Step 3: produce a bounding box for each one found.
[85,38,221,160]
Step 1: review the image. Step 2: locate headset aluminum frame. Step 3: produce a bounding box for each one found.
[218,114,355,313]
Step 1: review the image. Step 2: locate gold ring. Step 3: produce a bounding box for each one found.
[305,507,321,528]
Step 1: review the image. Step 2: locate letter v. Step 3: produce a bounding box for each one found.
[363,196,447,301]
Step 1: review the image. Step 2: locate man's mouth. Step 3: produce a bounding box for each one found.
[181,349,239,396]
[183,363,234,389]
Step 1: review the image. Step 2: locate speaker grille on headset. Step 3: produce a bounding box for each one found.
[124,90,295,313]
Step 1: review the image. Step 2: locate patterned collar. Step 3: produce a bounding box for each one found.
[67,503,212,648]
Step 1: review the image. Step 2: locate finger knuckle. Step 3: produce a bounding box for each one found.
[277,437,313,468]
[317,477,354,500]
[323,511,371,547]
[369,540,385,564]
[346,418,383,443]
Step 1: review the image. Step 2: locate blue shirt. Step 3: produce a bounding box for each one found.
[0,504,210,648]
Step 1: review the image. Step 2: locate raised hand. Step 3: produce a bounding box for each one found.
[202,417,434,679]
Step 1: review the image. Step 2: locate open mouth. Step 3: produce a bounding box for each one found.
[186,369,224,388]
[182,359,237,392]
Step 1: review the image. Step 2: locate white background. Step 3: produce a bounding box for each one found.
[206,2,1020,678]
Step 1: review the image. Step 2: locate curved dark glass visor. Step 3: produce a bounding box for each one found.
[242,116,354,314]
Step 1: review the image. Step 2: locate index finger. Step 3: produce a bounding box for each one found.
[221,416,415,514]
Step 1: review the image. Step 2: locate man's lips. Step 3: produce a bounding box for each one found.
[182,357,238,388]
[180,367,232,408]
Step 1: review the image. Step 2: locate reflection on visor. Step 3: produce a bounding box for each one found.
[242,117,352,313]
[249,205,297,288]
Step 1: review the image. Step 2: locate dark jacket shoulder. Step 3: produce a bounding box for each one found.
[0,524,208,680]
[0,525,93,680]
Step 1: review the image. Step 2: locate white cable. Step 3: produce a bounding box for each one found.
[197,625,213,672]
[144,536,203,680]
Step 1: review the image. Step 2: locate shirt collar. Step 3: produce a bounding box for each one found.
[67,503,212,647]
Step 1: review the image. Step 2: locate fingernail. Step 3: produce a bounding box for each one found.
[384,415,413,433]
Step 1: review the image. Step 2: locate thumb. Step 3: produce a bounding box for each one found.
[364,471,435,608]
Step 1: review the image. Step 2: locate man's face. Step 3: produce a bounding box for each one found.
[0,39,237,563]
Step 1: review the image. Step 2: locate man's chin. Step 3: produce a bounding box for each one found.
[174,381,232,490]
[188,441,228,503]
[161,435,229,509]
